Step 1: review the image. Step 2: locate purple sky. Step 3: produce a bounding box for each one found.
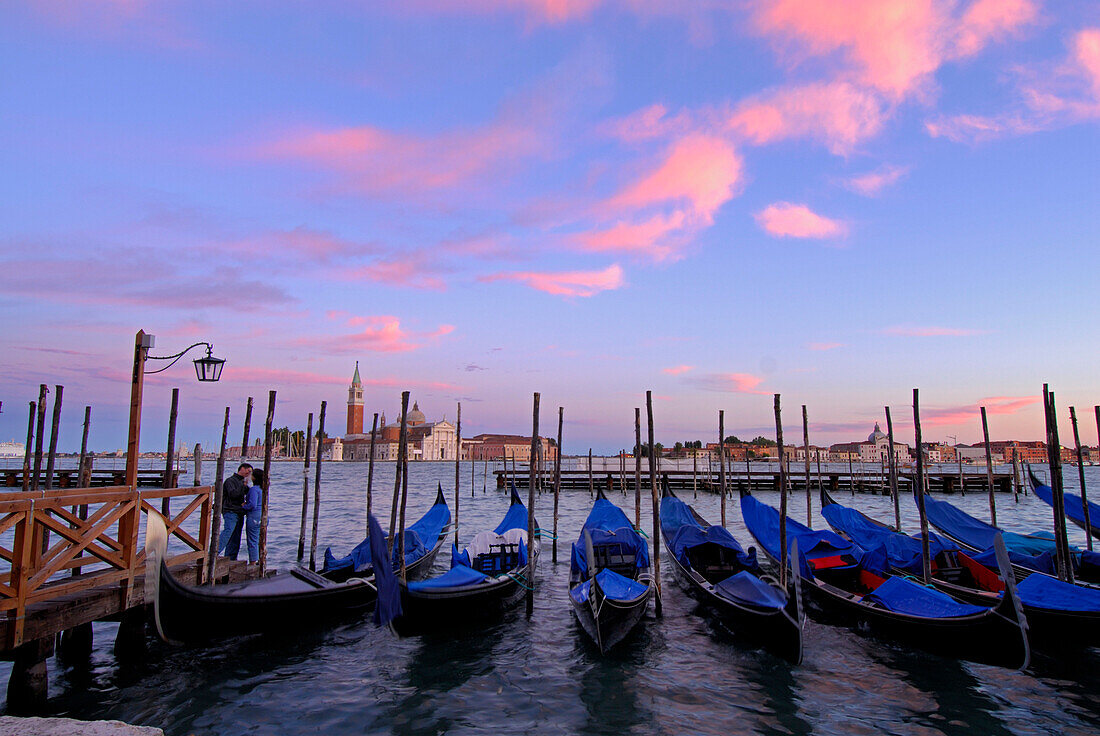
[2,1,1099,454]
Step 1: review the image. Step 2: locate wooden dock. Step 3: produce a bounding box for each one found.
[495,468,1016,495]
[0,483,261,710]
[2,467,180,489]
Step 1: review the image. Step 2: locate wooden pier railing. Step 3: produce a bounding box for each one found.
[0,484,212,650]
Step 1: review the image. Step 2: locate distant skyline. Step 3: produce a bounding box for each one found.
[2,2,1099,454]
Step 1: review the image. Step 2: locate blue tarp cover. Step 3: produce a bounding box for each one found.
[714,571,786,610]
[408,564,490,591]
[661,495,759,571]
[970,546,1057,575]
[864,576,988,618]
[1016,573,1100,613]
[740,493,855,579]
[570,498,650,580]
[1033,482,1100,536]
[369,513,402,626]
[323,497,450,573]
[923,495,1072,558]
[821,501,956,575]
[569,568,651,604]
[493,486,530,535]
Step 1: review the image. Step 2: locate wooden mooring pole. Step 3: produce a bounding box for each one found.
[206,407,230,584]
[367,412,378,536]
[454,402,462,547]
[718,410,726,527]
[298,412,313,562]
[1069,407,1092,551]
[634,408,642,529]
[980,406,997,528]
[802,405,812,528]
[162,388,179,516]
[44,385,63,491]
[390,392,410,561]
[646,391,661,616]
[913,389,931,585]
[32,384,47,492]
[240,397,253,461]
[526,392,540,613]
[885,406,901,532]
[553,406,563,563]
[22,401,35,492]
[309,401,326,571]
[1043,386,1073,583]
[774,394,788,589]
[259,390,275,573]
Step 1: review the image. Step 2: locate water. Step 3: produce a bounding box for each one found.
[3,461,1099,735]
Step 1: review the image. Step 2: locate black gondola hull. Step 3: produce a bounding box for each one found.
[154,562,376,644]
[569,585,653,654]
[663,548,803,664]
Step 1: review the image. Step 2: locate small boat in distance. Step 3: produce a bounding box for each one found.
[569,485,654,653]
[660,479,802,663]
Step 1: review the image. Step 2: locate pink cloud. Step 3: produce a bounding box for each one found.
[923,395,1040,427]
[608,134,742,220]
[752,0,1039,99]
[807,342,844,351]
[256,116,542,198]
[846,165,908,196]
[481,263,625,297]
[575,135,742,262]
[343,254,448,291]
[882,326,985,337]
[225,366,461,392]
[755,202,845,239]
[573,211,686,261]
[299,316,455,354]
[688,372,769,395]
[662,365,693,375]
[928,28,1100,143]
[402,0,600,24]
[599,104,697,143]
[728,81,888,155]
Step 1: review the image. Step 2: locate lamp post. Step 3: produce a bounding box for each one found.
[125,330,225,488]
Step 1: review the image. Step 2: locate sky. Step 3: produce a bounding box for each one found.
[2,0,1099,455]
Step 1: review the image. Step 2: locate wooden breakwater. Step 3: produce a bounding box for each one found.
[495,468,1016,495]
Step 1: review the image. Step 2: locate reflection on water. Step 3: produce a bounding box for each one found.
[1,461,1098,735]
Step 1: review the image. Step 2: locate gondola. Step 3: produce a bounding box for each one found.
[374,483,539,635]
[738,488,1031,669]
[146,512,376,645]
[568,486,654,653]
[660,479,803,663]
[820,487,1100,648]
[321,484,451,583]
[145,487,451,645]
[920,489,1100,585]
[1029,466,1100,541]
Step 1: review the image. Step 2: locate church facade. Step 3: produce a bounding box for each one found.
[335,364,458,461]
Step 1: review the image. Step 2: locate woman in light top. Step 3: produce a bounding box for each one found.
[242,468,265,564]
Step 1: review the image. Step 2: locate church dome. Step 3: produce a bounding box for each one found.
[868,423,887,443]
[406,401,427,426]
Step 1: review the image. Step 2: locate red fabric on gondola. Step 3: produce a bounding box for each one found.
[958,551,1005,592]
[809,555,850,570]
[859,569,887,589]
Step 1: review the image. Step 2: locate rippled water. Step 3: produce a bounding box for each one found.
[3,461,1098,735]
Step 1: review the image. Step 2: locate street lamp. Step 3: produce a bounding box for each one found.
[125,330,225,487]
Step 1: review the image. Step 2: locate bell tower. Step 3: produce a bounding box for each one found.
[347,361,364,436]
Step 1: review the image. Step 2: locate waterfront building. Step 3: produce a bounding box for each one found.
[463,434,557,462]
[0,441,25,458]
[829,424,910,464]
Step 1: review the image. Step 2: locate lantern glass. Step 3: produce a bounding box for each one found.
[193,355,225,382]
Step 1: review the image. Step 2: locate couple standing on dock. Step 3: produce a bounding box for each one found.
[218,463,264,564]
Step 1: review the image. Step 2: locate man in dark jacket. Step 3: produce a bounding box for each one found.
[218,463,252,559]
